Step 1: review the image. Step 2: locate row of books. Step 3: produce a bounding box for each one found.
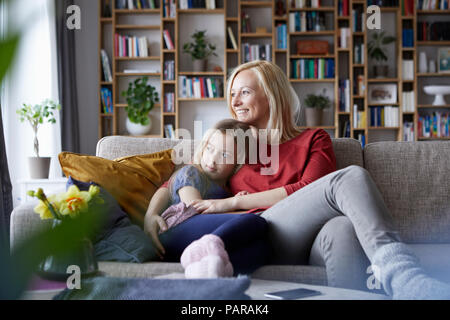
[162,0,176,17]
[367,0,399,6]
[370,106,399,127]
[402,91,415,112]
[418,112,450,138]
[401,0,414,15]
[352,8,366,32]
[164,92,175,112]
[101,49,113,82]
[417,0,449,9]
[338,0,349,16]
[402,29,414,47]
[163,30,175,50]
[179,76,224,98]
[417,22,450,41]
[179,0,216,9]
[403,122,414,141]
[164,124,175,139]
[339,79,351,112]
[242,44,273,63]
[101,87,113,114]
[356,133,366,147]
[291,0,321,8]
[115,0,157,9]
[341,121,366,147]
[288,12,327,33]
[276,24,287,50]
[114,34,149,58]
[353,105,366,129]
[402,60,414,80]
[339,28,351,49]
[291,58,335,79]
[164,60,175,81]
[354,43,365,64]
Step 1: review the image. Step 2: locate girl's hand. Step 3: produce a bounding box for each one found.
[235,190,250,196]
[144,215,167,259]
[190,197,238,214]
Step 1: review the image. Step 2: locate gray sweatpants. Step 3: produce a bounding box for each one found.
[261,165,401,290]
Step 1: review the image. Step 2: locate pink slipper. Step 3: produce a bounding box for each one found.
[184,255,234,279]
[180,234,228,268]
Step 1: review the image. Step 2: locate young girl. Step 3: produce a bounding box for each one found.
[144,119,269,278]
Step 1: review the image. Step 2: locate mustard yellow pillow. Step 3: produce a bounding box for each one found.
[58,149,175,226]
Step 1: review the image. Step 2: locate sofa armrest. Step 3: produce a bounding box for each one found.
[10,201,52,250]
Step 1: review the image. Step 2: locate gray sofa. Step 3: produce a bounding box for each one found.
[10,136,450,289]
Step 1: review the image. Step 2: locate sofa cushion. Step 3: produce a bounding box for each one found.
[364,141,450,243]
[331,138,363,169]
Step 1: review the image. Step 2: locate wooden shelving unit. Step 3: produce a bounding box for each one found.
[98,0,450,142]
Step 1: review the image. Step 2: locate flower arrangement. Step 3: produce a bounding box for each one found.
[28,185,103,220]
[16,99,61,157]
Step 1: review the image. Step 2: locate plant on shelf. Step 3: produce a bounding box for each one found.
[304,92,330,127]
[183,30,217,72]
[367,31,396,78]
[16,99,61,179]
[121,76,159,136]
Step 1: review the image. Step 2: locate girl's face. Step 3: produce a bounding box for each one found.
[201,131,236,183]
[231,69,270,129]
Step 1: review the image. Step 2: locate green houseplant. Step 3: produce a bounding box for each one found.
[16,99,61,178]
[368,31,396,78]
[121,76,159,136]
[304,93,330,127]
[183,30,217,72]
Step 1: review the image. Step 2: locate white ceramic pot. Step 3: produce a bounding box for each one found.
[28,157,51,179]
[419,52,428,73]
[126,116,152,136]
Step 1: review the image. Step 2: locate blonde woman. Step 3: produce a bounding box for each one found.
[147,60,450,299]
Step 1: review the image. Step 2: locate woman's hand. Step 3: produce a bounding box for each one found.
[144,214,168,259]
[190,197,238,214]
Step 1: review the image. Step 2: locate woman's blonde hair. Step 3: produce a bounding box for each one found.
[226,60,302,143]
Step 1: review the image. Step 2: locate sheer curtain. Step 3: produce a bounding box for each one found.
[2,0,61,207]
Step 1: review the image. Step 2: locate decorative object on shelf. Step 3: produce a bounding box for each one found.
[304,91,331,126]
[256,27,267,34]
[423,85,450,106]
[213,66,223,72]
[16,99,61,179]
[438,48,450,74]
[103,0,112,18]
[368,84,397,104]
[122,76,159,135]
[27,186,102,280]
[183,30,217,72]
[419,51,428,73]
[367,31,396,78]
[296,40,329,55]
[429,60,436,73]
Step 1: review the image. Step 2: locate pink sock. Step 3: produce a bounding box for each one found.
[184,255,234,279]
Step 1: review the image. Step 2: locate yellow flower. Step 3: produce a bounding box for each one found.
[34,194,60,220]
[59,185,92,218]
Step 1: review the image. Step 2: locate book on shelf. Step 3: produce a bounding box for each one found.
[403,122,414,141]
[339,79,350,112]
[367,0,399,6]
[179,76,223,98]
[289,11,327,32]
[242,43,272,63]
[401,0,414,15]
[276,24,287,49]
[416,0,449,10]
[402,29,414,48]
[116,0,157,9]
[338,0,349,16]
[291,58,335,79]
[179,0,215,9]
[164,60,175,80]
[100,49,113,82]
[353,104,366,129]
[290,0,321,8]
[417,21,450,41]
[163,30,175,50]
[162,0,176,17]
[164,124,175,139]
[353,43,365,64]
[100,87,113,114]
[401,91,415,112]
[164,92,175,112]
[352,8,365,32]
[418,112,450,138]
[114,34,149,58]
[402,60,414,81]
[342,120,351,137]
[339,28,350,49]
[357,133,366,148]
[369,106,399,127]
[227,27,238,50]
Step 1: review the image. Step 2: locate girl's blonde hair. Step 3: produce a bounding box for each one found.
[226,60,302,143]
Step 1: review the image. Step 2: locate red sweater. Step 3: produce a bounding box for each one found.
[161,129,336,212]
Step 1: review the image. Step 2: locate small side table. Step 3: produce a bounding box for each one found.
[17,178,68,205]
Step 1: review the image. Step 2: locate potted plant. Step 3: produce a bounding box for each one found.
[304,93,330,126]
[368,31,396,78]
[16,99,61,179]
[121,76,159,136]
[183,30,217,72]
